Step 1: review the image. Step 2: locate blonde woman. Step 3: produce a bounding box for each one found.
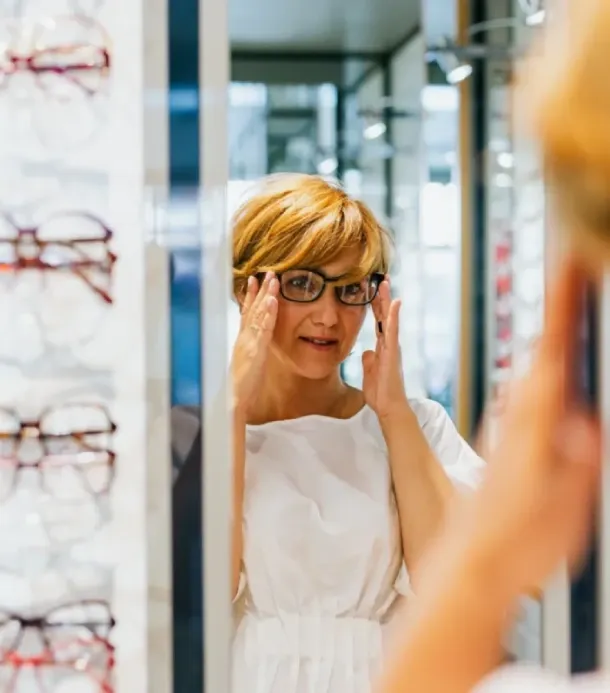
[207,173,483,693]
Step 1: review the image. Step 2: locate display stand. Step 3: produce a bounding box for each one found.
[0,0,171,690]
[199,0,232,691]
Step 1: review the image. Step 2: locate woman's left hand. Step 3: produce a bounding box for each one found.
[362,277,409,420]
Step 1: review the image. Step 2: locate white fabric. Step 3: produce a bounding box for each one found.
[475,665,610,693]
[232,398,485,693]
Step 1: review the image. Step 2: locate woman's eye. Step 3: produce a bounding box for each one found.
[343,283,362,296]
[288,277,310,289]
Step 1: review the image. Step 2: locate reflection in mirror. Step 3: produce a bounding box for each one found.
[168,0,578,691]
[172,1,495,692]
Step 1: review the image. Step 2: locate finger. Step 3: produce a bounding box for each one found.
[385,299,401,358]
[373,281,391,345]
[362,349,376,371]
[362,349,377,387]
[240,276,258,327]
[257,296,278,344]
[250,294,278,342]
[378,279,392,321]
[246,272,277,324]
[372,294,383,325]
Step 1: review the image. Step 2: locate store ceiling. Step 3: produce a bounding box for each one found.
[170,0,423,85]
[229,0,420,53]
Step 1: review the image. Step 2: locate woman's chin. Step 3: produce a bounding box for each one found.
[295,362,342,381]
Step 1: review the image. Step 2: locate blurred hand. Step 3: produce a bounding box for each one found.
[451,258,601,601]
[231,272,279,417]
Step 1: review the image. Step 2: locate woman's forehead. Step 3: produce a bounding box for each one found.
[315,250,362,277]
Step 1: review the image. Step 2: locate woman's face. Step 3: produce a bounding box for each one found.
[269,253,370,380]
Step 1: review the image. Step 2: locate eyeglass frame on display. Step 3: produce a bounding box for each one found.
[0,46,110,95]
[0,211,117,303]
[0,402,117,500]
[0,14,111,97]
[0,598,115,693]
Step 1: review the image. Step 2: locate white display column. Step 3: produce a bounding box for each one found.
[0,0,171,691]
[199,0,232,689]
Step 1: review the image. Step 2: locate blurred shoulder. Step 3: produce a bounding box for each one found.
[474,665,610,693]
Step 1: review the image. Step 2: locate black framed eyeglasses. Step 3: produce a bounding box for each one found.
[260,269,384,306]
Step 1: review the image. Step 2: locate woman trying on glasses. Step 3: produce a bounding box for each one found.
[227,173,484,693]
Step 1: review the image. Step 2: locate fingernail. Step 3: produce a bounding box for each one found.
[265,271,274,282]
[247,276,254,288]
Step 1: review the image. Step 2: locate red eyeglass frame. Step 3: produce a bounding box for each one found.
[0,211,117,303]
[0,46,111,95]
[0,402,117,499]
[0,598,115,693]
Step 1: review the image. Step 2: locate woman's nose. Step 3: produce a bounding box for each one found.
[311,287,340,326]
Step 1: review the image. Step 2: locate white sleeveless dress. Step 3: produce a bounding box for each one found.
[232,399,484,693]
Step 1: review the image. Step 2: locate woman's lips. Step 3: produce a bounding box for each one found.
[299,337,338,351]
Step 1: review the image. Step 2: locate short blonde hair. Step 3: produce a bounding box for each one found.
[232,173,392,295]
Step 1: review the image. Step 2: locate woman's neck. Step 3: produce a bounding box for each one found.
[248,369,357,424]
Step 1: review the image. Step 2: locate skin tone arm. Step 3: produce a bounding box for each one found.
[377,258,601,693]
[363,279,455,584]
[230,273,279,598]
[379,407,455,582]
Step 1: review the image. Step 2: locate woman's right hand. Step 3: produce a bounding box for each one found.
[231,272,279,417]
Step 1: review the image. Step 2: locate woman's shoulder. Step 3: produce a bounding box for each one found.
[405,396,453,423]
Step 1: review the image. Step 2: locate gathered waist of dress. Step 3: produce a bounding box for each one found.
[236,612,385,662]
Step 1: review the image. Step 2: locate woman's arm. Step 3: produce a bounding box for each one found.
[377,259,601,693]
[380,405,454,582]
[378,547,511,693]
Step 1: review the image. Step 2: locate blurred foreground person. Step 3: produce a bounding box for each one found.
[376,257,604,693]
[375,3,610,690]
[523,0,610,279]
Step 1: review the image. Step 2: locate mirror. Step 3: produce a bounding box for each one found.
[167,0,576,691]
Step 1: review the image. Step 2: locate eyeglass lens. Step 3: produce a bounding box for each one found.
[279,270,381,305]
